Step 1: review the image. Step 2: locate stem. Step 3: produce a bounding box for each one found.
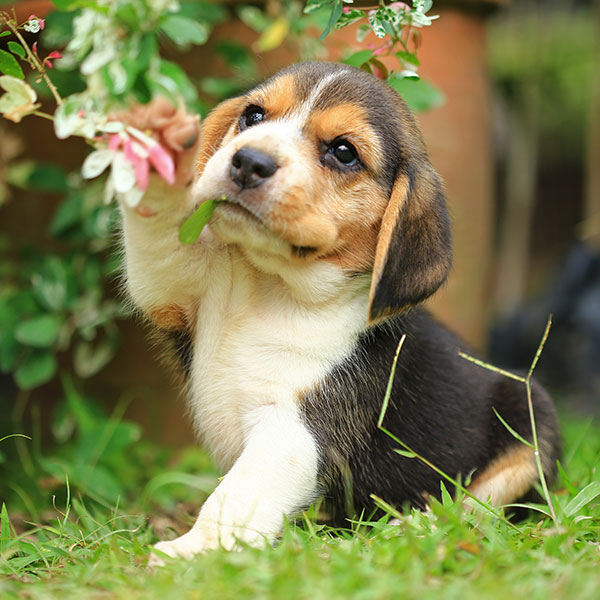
[5,20,63,106]
[525,378,557,523]
[32,110,55,121]
[525,316,557,523]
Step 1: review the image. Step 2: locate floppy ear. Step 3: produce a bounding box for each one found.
[196,96,246,177]
[367,165,452,324]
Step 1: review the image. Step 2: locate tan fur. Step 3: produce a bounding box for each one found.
[467,445,537,506]
[149,305,188,331]
[196,97,246,177]
[306,104,384,173]
[251,74,298,120]
[368,175,409,314]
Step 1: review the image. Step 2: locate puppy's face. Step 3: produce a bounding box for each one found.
[194,62,452,322]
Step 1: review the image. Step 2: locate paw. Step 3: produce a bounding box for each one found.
[148,532,212,568]
[113,98,201,187]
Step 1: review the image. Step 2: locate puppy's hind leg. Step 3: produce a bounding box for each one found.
[468,379,560,511]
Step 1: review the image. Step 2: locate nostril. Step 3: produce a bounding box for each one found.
[230,147,278,189]
[254,159,277,179]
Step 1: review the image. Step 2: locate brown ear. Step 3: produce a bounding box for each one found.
[196,96,246,177]
[367,166,452,324]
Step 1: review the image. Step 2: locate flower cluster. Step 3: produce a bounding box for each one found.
[82,126,175,207]
[23,15,45,34]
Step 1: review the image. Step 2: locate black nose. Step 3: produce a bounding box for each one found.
[230,147,278,190]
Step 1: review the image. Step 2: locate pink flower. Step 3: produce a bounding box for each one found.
[109,128,175,187]
[123,139,150,191]
[148,143,175,185]
[44,51,62,69]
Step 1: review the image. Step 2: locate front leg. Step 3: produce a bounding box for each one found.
[118,99,222,329]
[149,405,319,564]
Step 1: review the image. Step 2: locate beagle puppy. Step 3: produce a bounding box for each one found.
[117,62,560,563]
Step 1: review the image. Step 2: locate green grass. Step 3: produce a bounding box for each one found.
[0,417,599,600]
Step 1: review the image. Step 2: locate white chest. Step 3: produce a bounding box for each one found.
[186,251,369,469]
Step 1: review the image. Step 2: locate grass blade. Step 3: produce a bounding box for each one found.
[377,334,406,428]
[492,408,534,449]
[564,481,600,517]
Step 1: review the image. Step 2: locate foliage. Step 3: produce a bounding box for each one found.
[488,6,594,163]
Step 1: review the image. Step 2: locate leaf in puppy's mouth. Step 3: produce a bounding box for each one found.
[179,197,225,244]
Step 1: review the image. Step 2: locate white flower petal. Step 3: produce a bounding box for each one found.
[100,121,124,134]
[54,104,80,139]
[81,45,117,75]
[81,149,115,179]
[111,151,136,193]
[103,173,116,204]
[120,186,145,208]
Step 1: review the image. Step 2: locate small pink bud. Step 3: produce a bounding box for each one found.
[44,59,53,68]
[32,42,38,54]
[47,51,62,60]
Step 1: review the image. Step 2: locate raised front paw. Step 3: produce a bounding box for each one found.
[114,98,201,188]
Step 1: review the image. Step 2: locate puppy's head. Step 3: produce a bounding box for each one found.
[194,62,451,323]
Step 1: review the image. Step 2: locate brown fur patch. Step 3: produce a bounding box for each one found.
[368,175,409,312]
[306,103,383,172]
[149,305,188,330]
[250,75,298,121]
[196,97,246,177]
[467,445,537,506]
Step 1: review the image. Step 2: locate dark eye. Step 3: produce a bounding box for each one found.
[330,140,358,166]
[240,105,265,131]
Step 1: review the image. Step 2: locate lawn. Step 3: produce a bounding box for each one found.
[0,416,599,600]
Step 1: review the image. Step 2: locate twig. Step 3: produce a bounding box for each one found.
[3,17,63,106]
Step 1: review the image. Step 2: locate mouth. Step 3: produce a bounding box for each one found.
[215,199,264,225]
[214,198,320,259]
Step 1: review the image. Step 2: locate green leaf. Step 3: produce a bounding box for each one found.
[492,408,534,449]
[395,50,420,67]
[50,0,86,9]
[158,60,198,106]
[7,42,25,60]
[161,15,209,47]
[440,481,453,507]
[387,76,445,113]
[0,32,11,39]
[1,502,11,552]
[15,314,62,348]
[0,49,24,79]
[334,9,365,30]
[320,0,343,41]
[237,6,271,33]
[0,329,19,372]
[564,482,600,517]
[179,199,222,244]
[393,449,417,459]
[27,163,70,194]
[15,349,57,389]
[304,0,334,14]
[343,49,373,68]
[73,337,116,378]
